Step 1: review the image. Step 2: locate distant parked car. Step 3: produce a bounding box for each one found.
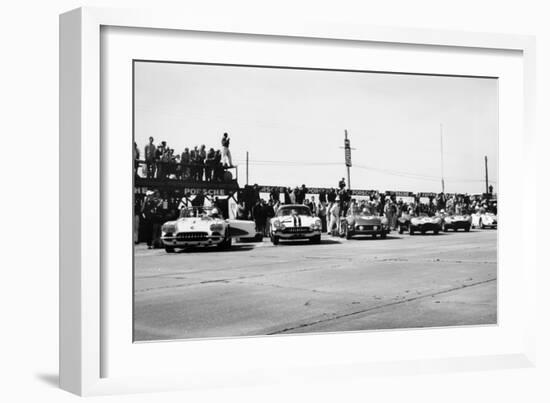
[471,212,497,229]
[442,213,472,232]
[408,213,442,235]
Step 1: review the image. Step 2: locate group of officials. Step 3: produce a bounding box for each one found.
[134,132,233,182]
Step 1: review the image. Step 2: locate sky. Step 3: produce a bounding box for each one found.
[134,61,498,194]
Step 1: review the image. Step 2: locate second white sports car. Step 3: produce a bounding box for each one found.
[270,204,322,245]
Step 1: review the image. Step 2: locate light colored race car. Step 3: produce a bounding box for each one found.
[339,207,389,239]
[270,204,322,245]
[442,213,472,232]
[471,212,497,229]
[408,213,442,235]
[160,206,255,252]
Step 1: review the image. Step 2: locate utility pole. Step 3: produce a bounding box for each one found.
[344,130,352,189]
[440,123,445,194]
[485,156,489,194]
[246,151,249,185]
[339,130,355,189]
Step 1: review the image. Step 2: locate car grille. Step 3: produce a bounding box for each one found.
[356,225,375,231]
[282,226,311,234]
[176,232,208,241]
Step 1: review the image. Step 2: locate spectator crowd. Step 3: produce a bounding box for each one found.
[134,132,234,182]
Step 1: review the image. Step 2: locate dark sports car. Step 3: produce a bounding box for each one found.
[442,213,472,232]
[402,213,442,235]
[339,207,389,239]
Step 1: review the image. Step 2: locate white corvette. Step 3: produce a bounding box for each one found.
[160,206,255,252]
[270,204,322,245]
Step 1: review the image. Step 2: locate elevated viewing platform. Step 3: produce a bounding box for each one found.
[135,160,240,197]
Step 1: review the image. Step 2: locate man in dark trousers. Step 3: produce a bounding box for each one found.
[205,148,216,182]
[141,190,162,249]
[144,137,156,179]
[269,187,280,204]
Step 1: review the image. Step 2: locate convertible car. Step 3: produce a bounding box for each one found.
[339,207,389,239]
[160,206,255,252]
[270,204,322,245]
[408,213,442,235]
[442,213,472,232]
[471,212,497,229]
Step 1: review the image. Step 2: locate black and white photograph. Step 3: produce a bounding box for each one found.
[132,60,498,342]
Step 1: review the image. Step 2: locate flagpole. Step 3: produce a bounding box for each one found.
[440,123,445,194]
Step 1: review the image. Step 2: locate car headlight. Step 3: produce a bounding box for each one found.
[273,219,282,229]
[162,223,176,233]
[210,223,224,232]
[310,219,322,230]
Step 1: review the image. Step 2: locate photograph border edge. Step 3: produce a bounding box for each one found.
[59,6,537,396]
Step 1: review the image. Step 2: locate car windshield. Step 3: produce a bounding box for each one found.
[179,207,223,219]
[277,206,311,217]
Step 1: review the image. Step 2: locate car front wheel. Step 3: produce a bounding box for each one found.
[344,226,352,240]
[310,235,321,244]
[218,229,232,249]
[271,235,279,245]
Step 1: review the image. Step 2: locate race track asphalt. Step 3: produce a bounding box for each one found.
[133,228,497,341]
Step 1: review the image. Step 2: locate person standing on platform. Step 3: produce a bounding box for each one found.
[221,132,233,167]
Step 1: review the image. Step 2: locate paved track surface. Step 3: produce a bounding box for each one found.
[134,229,497,341]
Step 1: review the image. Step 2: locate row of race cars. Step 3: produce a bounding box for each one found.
[159,203,497,252]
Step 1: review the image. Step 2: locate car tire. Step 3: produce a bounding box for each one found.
[399,226,404,234]
[310,235,321,244]
[339,223,346,238]
[443,225,448,232]
[165,246,175,253]
[345,226,352,240]
[481,223,486,229]
[434,229,439,235]
[271,235,279,245]
[381,231,387,239]
[409,226,415,235]
[465,226,470,232]
[218,229,232,249]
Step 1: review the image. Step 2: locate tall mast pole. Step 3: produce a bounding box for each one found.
[485,156,489,194]
[440,123,445,194]
[246,151,249,185]
[345,130,351,189]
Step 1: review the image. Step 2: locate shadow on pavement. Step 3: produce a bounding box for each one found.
[347,235,404,241]
[175,244,256,254]
[274,238,342,246]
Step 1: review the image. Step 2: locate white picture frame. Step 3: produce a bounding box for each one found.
[59,7,537,396]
